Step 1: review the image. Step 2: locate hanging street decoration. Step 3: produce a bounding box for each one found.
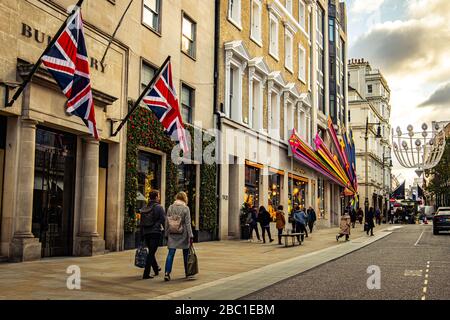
[289,118,359,201]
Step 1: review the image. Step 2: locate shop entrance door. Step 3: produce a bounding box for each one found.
[32,128,76,257]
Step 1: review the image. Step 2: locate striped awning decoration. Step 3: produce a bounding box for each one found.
[289,118,358,198]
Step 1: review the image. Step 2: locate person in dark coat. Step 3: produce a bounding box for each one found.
[365,207,375,236]
[306,206,317,233]
[357,207,364,224]
[140,190,166,279]
[249,206,261,242]
[258,206,274,243]
[293,205,308,242]
[349,208,357,228]
[375,207,382,225]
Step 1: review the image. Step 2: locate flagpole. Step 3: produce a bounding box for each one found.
[111,55,171,137]
[100,0,134,65]
[6,0,85,107]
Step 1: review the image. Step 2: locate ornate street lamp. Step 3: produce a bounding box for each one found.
[392,122,447,177]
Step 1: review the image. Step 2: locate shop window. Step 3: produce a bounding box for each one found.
[177,164,196,224]
[137,151,162,210]
[268,173,281,217]
[318,178,325,218]
[245,165,260,208]
[289,176,307,214]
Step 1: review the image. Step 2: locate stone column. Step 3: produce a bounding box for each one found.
[10,119,42,262]
[74,138,105,256]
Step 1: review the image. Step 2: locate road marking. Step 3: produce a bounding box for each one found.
[426,269,429,273]
[423,287,427,293]
[421,261,430,300]
[424,280,428,285]
[404,270,423,276]
[414,230,425,246]
[421,296,426,301]
[425,274,428,278]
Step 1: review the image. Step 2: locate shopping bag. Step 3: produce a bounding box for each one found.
[364,222,368,232]
[186,245,199,276]
[134,243,148,268]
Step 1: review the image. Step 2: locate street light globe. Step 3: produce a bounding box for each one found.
[422,123,428,131]
[429,139,435,146]
[396,126,402,136]
[435,123,440,131]
[407,124,414,132]
[422,131,428,138]
[402,141,408,149]
[415,139,421,147]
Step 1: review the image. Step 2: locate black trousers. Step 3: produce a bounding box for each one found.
[308,221,315,233]
[366,226,374,236]
[249,224,260,240]
[277,228,283,244]
[337,233,349,240]
[261,225,272,243]
[295,223,308,241]
[143,233,161,277]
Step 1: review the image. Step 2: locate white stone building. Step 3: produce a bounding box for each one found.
[348,59,392,216]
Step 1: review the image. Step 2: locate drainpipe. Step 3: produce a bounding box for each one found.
[213,0,221,241]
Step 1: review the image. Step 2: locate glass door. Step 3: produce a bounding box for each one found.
[32,127,76,257]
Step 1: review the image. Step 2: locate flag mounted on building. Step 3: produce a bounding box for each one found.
[41,8,99,139]
[141,59,189,153]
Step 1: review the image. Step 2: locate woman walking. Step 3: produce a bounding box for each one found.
[336,212,351,241]
[258,206,274,243]
[164,192,194,281]
[306,206,317,233]
[275,205,286,245]
[293,205,308,242]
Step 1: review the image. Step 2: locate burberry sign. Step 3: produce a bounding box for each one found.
[21,22,106,73]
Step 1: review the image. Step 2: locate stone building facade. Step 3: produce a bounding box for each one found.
[216,0,349,239]
[0,0,215,262]
[348,59,392,215]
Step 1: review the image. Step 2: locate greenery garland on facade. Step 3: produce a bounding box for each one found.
[124,106,217,236]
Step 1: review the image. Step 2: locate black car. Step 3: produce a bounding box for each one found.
[433,207,450,235]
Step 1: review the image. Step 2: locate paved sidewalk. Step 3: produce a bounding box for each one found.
[0,223,390,300]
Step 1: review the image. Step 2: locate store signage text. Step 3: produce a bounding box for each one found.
[21,23,106,73]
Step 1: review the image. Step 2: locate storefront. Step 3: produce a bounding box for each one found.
[244,161,262,208]
[268,168,284,217]
[0,116,5,248]
[31,127,77,257]
[288,173,308,214]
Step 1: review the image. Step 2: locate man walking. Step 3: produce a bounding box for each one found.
[140,190,166,279]
[293,205,308,242]
[306,206,317,233]
[375,207,382,225]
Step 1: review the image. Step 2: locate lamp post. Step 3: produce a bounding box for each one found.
[382,152,393,223]
[364,116,382,219]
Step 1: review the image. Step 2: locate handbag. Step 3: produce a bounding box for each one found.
[134,242,148,268]
[186,245,199,276]
[364,222,369,232]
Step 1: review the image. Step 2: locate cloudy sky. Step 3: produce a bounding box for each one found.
[346,0,450,187]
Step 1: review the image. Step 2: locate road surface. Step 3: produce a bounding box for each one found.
[243,224,450,300]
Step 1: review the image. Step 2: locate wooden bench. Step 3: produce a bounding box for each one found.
[280,233,305,247]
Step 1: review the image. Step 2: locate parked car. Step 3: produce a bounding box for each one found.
[433,207,450,235]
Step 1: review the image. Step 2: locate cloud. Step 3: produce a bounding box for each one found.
[350,0,450,84]
[351,0,385,14]
[418,82,450,109]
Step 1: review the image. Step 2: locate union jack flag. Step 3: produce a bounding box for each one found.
[41,9,98,139]
[142,61,189,153]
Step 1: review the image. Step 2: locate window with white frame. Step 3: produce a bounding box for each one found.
[251,78,263,130]
[298,45,306,83]
[285,30,293,72]
[143,0,161,33]
[228,0,241,28]
[251,0,262,44]
[286,0,293,14]
[298,0,306,29]
[270,90,280,137]
[269,15,279,59]
[316,4,325,114]
[182,13,196,58]
[287,100,294,138]
[228,66,241,121]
